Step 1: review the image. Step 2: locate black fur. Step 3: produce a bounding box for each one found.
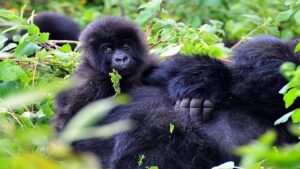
[97,35,299,168]
[53,17,158,167]
[32,12,80,41]
[5,12,80,45]
[53,16,157,130]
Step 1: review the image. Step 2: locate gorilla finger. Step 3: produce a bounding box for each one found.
[203,99,213,108]
[190,98,203,108]
[179,98,190,108]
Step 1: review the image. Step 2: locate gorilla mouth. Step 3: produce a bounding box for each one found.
[114,66,135,77]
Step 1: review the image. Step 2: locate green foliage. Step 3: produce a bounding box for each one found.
[169,123,175,134]
[138,154,146,166]
[109,69,122,96]
[1,0,300,168]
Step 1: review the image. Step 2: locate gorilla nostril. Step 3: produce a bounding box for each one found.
[122,56,129,63]
[114,55,130,66]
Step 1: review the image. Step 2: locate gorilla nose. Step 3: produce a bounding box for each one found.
[114,55,130,65]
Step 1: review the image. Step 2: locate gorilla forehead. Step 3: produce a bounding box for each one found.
[80,16,147,46]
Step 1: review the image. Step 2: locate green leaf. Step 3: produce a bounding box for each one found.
[41,102,54,116]
[0,62,30,83]
[0,9,19,20]
[280,62,296,80]
[291,108,300,123]
[267,26,280,37]
[38,33,49,43]
[109,69,122,96]
[15,41,41,58]
[138,154,146,166]
[61,44,72,53]
[137,10,153,24]
[294,43,300,53]
[274,111,293,125]
[276,10,292,22]
[147,166,159,169]
[12,34,21,42]
[0,81,21,97]
[294,10,300,25]
[27,25,40,35]
[283,88,298,108]
[169,123,175,134]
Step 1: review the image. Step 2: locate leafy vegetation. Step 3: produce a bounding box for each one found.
[1,0,300,169]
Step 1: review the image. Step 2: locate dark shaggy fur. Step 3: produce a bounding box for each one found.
[53,17,158,167]
[53,16,157,130]
[5,12,80,45]
[90,35,299,169]
[32,12,80,41]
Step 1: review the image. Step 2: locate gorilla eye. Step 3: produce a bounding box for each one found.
[104,47,113,54]
[123,43,130,49]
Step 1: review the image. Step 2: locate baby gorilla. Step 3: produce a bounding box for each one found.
[53,16,157,130]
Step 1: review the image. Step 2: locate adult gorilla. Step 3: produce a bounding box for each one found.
[103,35,299,169]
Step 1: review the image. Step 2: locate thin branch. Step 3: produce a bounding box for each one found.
[48,40,79,44]
[149,40,169,49]
[231,22,268,50]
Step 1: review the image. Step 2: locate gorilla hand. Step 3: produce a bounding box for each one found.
[164,55,230,123]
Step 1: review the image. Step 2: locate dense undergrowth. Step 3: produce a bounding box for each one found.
[1,0,300,168]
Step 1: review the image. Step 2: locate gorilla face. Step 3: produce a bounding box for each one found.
[98,39,138,76]
[80,16,149,77]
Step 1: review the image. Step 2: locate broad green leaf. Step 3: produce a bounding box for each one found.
[291,108,300,123]
[276,10,292,22]
[267,26,280,37]
[169,123,175,134]
[41,102,54,116]
[137,10,153,24]
[148,166,159,169]
[12,34,21,42]
[0,62,29,83]
[280,62,296,80]
[0,10,19,20]
[0,81,22,97]
[61,44,72,53]
[294,43,300,53]
[15,41,40,58]
[39,33,49,43]
[27,25,40,35]
[294,10,300,25]
[283,88,298,108]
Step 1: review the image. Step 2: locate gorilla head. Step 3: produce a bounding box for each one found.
[80,16,149,77]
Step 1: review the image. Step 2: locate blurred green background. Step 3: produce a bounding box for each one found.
[1,0,300,169]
